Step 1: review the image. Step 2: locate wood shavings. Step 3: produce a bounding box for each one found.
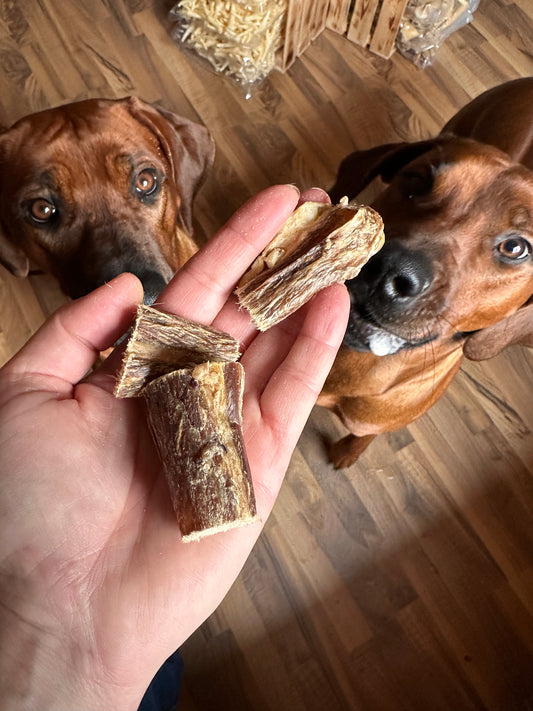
[170,0,286,87]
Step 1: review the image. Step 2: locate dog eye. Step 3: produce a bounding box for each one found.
[135,168,159,197]
[398,169,434,200]
[28,198,56,223]
[496,236,531,262]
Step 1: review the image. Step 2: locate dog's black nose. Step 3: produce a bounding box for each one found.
[382,261,429,300]
[66,266,169,303]
[138,270,169,305]
[352,241,432,304]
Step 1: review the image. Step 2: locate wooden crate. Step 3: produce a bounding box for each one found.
[277,0,408,71]
[327,0,410,58]
[276,0,330,71]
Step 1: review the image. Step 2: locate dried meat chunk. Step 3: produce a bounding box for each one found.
[143,362,258,542]
[235,198,384,331]
[114,304,240,398]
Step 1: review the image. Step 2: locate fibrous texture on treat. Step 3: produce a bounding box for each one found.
[114,304,240,398]
[235,198,385,331]
[143,362,257,542]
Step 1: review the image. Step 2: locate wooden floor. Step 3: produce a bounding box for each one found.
[1,1,533,709]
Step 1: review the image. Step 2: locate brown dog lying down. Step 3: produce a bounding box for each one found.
[0,96,214,303]
[319,78,533,468]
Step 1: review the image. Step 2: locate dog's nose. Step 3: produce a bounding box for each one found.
[67,265,169,303]
[351,241,432,304]
[382,260,429,300]
[140,270,169,305]
[96,256,169,304]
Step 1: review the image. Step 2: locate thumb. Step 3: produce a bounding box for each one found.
[0,273,143,396]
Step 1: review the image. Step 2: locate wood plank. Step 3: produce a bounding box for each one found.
[297,0,316,55]
[347,0,381,47]
[326,0,352,34]
[369,0,410,58]
[276,0,303,71]
[310,0,330,41]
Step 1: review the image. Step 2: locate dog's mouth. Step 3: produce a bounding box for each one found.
[343,304,437,356]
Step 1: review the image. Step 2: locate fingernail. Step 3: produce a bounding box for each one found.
[284,183,301,196]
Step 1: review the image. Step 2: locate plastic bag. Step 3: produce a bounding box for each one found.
[169,0,286,96]
[396,0,480,68]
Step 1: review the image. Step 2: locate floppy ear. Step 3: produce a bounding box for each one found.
[0,231,30,277]
[124,97,215,234]
[463,300,533,361]
[329,139,439,203]
[0,132,30,277]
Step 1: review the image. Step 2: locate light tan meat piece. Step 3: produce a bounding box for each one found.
[235,198,384,331]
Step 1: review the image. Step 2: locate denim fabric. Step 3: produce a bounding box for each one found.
[137,650,184,711]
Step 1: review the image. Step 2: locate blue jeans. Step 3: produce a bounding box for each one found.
[137,650,183,711]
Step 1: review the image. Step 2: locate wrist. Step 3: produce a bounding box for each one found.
[0,598,140,711]
[1,606,85,710]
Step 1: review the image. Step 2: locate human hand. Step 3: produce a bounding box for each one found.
[0,185,349,710]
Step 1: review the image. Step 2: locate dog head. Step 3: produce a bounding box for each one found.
[330,136,533,359]
[0,96,214,303]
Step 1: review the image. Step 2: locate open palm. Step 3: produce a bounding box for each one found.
[0,185,349,710]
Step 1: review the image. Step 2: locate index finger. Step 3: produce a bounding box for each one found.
[156,184,301,323]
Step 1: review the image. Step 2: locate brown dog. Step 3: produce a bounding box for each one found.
[319,78,533,468]
[0,96,214,303]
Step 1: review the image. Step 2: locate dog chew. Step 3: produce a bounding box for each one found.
[143,362,257,542]
[114,304,240,398]
[235,198,385,331]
